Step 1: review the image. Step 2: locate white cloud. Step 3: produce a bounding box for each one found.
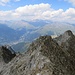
[64,0,75,6]
[1,0,9,3]
[0,3,75,23]
[0,0,10,6]
[0,0,20,6]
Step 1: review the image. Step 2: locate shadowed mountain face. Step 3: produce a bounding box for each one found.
[0,46,16,63]
[0,46,16,72]
[0,24,21,44]
[0,30,75,75]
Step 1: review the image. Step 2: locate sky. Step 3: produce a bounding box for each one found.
[0,0,75,23]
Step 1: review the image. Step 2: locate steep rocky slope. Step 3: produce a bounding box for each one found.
[0,30,75,75]
[0,46,16,72]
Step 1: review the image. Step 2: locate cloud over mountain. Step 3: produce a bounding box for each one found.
[0,3,75,23]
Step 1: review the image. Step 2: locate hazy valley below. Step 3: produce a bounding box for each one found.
[0,20,75,52]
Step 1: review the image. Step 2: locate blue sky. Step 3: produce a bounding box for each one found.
[0,0,75,23]
[0,0,74,11]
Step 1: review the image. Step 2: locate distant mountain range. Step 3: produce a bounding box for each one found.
[0,24,20,45]
[0,20,75,52]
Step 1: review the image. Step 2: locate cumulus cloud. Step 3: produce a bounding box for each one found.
[64,0,75,6]
[0,3,75,23]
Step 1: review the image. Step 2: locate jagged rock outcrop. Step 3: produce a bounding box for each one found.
[0,46,16,72]
[54,30,74,45]
[0,30,75,75]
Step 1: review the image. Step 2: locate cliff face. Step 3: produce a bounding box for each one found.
[0,30,75,75]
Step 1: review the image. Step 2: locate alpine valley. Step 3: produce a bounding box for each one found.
[0,20,75,52]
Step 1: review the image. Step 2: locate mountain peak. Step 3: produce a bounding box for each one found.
[64,30,73,36]
[38,35,52,42]
[54,30,74,45]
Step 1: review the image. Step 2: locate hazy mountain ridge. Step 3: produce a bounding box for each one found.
[0,20,75,52]
[11,42,30,52]
[0,30,75,75]
[0,24,21,45]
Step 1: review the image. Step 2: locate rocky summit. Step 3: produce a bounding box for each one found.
[0,30,75,75]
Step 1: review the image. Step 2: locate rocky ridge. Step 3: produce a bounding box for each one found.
[0,30,75,75]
